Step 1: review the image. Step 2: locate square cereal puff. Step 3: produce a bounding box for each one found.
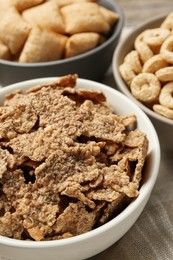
[99,6,119,27]
[61,2,110,35]
[49,0,98,7]
[19,27,68,63]
[12,0,44,11]
[65,32,100,58]
[0,7,31,55]
[0,41,11,60]
[22,1,65,34]
[0,0,44,18]
[0,0,11,14]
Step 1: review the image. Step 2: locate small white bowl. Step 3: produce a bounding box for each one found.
[112,14,173,150]
[0,77,160,260]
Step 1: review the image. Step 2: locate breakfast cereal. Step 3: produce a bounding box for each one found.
[0,74,149,241]
[160,34,173,64]
[119,12,173,120]
[124,50,142,74]
[119,63,136,86]
[19,27,68,62]
[0,7,31,55]
[131,73,161,103]
[0,41,11,60]
[61,2,110,35]
[0,0,119,62]
[142,28,170,47]
[161,12,173,31]
[22,1,66,34]
[142,54,169,73]
[155,66,173,82]
[134,35,154,63]
[159,82,173,109]
[153,104,173,119]
[65,32,100,58]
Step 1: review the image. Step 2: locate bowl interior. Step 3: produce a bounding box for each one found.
[0,0,125,87]
[113,14,173,127]
[0,78,160,251]
[0,0,124,68]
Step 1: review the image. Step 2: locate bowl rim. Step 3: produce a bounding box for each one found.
[0,77,160,248]
[112,13,173,126]
[0,0,124,68]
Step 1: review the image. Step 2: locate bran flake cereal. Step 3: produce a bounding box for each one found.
[0,74,148,241]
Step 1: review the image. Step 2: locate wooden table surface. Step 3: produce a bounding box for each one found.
[115,0,173,26]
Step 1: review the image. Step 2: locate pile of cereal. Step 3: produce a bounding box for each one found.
[119,12,173,120]
[0,0,119,62]
[0,74,148,241]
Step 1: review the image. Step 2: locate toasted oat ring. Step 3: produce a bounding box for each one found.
[124,50,142,74]
[150,45,162,55]
[119,63,136,86]
[161,13,173,31]
[159,81,173,109]
[130,73,161,103]
[156,66,173,82]
[134,35,153,64]
[153,104,173,119]
[160,34,173,64]
[135,31,162,55]
[142,54,169,73]
[142,28,170,47]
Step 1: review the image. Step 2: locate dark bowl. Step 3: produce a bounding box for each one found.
[0,0,124,86]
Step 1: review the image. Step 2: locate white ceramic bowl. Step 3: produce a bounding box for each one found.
[0,0,124,87]
[0,77,160,260]
[112,14,173,150]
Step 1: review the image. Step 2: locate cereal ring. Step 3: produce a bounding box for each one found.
[135,31,161,55]
[124,50,142,74]
[153,104,173,119]
[119,63,136,86]
[160,34,173,64]
[142,54,169,73]
[134,31,144,42]
[134,35,153,64]
[142,28,170,47]
[159,81,173,109]
[130,73,161,103]
[155,66,173,82]
[150,45,161,55]
[161,13,173,31]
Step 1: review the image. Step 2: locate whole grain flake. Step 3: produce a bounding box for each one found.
[0,74,148,241]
